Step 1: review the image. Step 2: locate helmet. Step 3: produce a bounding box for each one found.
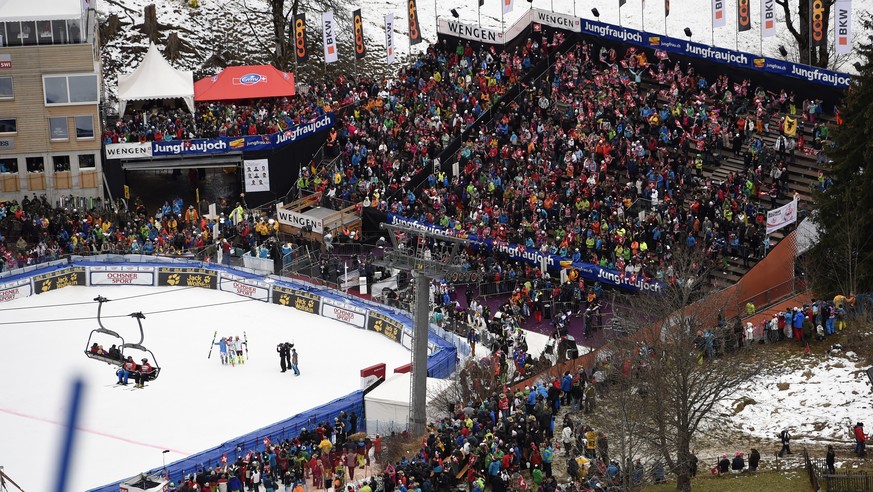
[142,358,148,363]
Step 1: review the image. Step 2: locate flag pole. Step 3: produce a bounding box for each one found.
[735,0,739,51]
[619,3,622,27]
[711,2,715,46]
[664,2,667,35]
[641,0,645,32]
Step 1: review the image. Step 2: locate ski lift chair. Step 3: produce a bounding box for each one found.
[120,312,161,383]
[84,296,126,367]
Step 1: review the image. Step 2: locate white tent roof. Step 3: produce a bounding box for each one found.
[0,0,82,21]
[117,43,195,116]
[364,373,451,434]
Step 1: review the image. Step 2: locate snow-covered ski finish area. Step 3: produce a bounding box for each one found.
[0,285,412,492]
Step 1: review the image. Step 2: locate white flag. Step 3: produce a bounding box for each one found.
[503,0,514,15]
[761,0,776,37]
[385,13,396,64]
[712,0,726,28]
[322,11,338,63]
[766,195,798,235]
[835,0,852,55]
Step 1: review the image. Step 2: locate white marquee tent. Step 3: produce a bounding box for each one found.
[364,373,451,435]
[117,43,195,116]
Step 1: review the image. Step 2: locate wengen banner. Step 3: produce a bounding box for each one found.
[766,196,799,235]
[385,213,664,293]
[105,113,334,160]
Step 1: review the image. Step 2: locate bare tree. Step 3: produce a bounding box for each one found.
[775,0,835,67]
[613,247,754,492]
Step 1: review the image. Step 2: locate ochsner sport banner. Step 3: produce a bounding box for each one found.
[353,9,366,60]
[761,0,776,37]
[407,0,422,45]
[293,13,308,64]
[385,13,396,63]
[810,0,826,48]
[385,214,664,293]
[712,0,726,28]
[737,0,751,32]
[322,11,338,63]
[835,0,851,55]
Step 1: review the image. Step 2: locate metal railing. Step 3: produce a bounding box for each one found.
[737,278,799,319]
[806,449,873,492]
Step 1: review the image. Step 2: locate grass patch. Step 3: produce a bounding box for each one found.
[642,469,813,492]
[733,396,757,414]
[776,382,790,391]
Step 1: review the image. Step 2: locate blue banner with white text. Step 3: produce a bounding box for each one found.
[386,213,665,293]
[107,113,335,160]
[577,17,850,89]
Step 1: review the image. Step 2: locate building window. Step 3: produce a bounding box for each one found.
[0,23,6,47]
[49,117,69,140]
[5,22,21,47]
[53,155,71,172]
[26,157,44,173]
[0,158,17,173]
[0,77,12,99]
[0,118,15,134]
[78,154,96,169]
[20,21,36,46]
[75,115,94,139]
[43,74,98,106]
[52,20,68,44]
[44,76,68,104]
[37,21,53,45]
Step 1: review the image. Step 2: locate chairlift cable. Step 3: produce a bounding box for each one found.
[0,298,259,326]
[0,285,203,313]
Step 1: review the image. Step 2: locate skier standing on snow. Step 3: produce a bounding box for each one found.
[233,336,246,365]
[215,336,229,365]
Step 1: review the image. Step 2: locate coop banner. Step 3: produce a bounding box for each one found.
[272,284,320,314]
[407,0,422,45]
[157,267,217,289]
[353,9,366,60]
[89,265,155,286]
[385,214,664,293]
[243,159,270,192]
[835,0,852,55]
[737,0,751,31]
[0,278,33,303]
[294,13,309,64]
[367,310,403,343]
[321,298,367,328]
[33,267,86,294]
[219,273,271,302]
[810,0,827,48]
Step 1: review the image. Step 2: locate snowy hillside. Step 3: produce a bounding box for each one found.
[96,0,871,106]
[717,350,873,444]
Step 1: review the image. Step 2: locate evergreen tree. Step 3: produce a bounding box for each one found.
[809,17,873,295]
